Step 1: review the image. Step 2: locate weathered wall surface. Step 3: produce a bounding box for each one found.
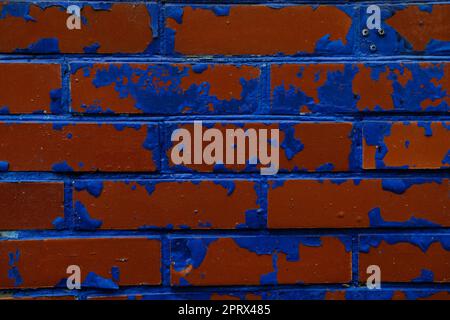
[0,1,449,300]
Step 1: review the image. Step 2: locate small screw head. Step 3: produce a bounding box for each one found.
[362,29,369,36]
[377,28,385,36]
[369,44,377,52]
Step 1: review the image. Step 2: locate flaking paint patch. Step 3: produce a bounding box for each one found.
[271,63,450,113]
[359,235,450,283]
[170,236,351,286]
[70,63,260,114]
[0,3,157,53]
[363,122,450,169]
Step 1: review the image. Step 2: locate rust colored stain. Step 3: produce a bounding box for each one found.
[74,181,259,229]
[0,182,64,230]
[0,238,161,289]
[268,179,449,228]
[271,64,345,106]
[364,122,450,169]
[421,63,450,109]
[167,6,352,55]
[0,4,153,53]
[0,123,156,172]
[0,64,61,113]
[180,65,259,101]
[386,5,450,51]
[167,122,352,172]
[171,237,350,286]
[353,65,395,111]
[276,237,351,284]
[171,238,273,286]
[360,241,450,283]
[71,64,136,113]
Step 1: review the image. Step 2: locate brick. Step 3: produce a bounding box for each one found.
[170,236,352,286]
[363,122,450,169]
[268,178,449,228]
[70,63,260,115]
[73,180,262,230]
[361,4,450,55]
[165,5,355,55]
[0,122,159,172]
[271,62,450,114]
[359,235,450,283]
[165,122,355,172]
[0,182,64,230]
[0,237,161,289]
[0,63,61,114]
[0,2,158,54]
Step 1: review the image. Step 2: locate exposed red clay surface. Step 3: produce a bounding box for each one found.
[0,237,161,289]
[167,6,352,55]
[268,179,449,228]
[74,181,259,229]
[0,3,153,53]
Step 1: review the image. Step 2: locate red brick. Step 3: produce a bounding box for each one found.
[70,63,260,114]
[0,182,64,230]
[268,179,449,228]
[0,237,161,289]
[166,122,354,172]
[0,122,158,172]
[385,4,450,52]
[0,3,156,53]
[73,180,261,229]
[363,122,450,169]
[359,235,450,283]
[271,62,450,113]
[170,236,351,286]
[0,64,61,114]
[166,5,353,55]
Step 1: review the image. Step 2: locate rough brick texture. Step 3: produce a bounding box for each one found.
[0,1,449,301]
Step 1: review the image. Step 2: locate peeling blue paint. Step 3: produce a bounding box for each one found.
[74,181,104,198]
[72,63,259,115]
[8,250,23,286]
[74,201,102,230]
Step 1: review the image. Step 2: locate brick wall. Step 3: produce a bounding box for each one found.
[0,1,449,300]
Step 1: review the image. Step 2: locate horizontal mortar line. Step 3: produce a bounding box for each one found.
[3,282,450,298]
[0,115,449,121]
[2,55,450,63]
[2,228,450,240]
[16,0,450,3]
[0,171,449,179]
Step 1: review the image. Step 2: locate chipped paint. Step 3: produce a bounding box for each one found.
[70,63,260,114]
